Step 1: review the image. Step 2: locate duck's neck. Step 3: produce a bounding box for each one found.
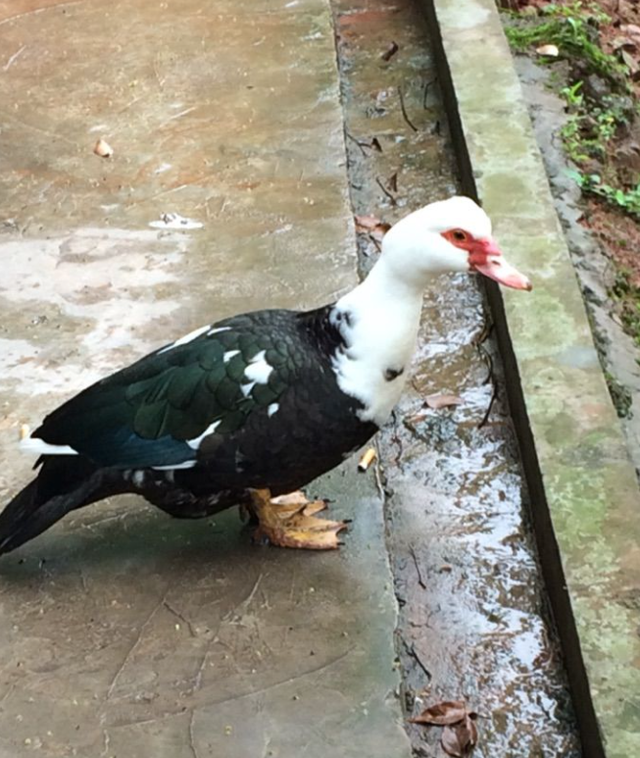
[330,255,425,427]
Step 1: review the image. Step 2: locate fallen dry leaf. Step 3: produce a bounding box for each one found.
[358,447,377,472]
[425,393,463,410]
[409,700,466,726]
[535,43,559,57]
[441,724,465,757]
[354,214,391,234]
[621,48,639,74]
[93,138,113,158]
[354,214,391,245]
[381,41,399,62]
[622,23,640,37]
[441,714,478,757]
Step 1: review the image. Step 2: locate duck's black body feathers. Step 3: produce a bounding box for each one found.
[1,306,377,554]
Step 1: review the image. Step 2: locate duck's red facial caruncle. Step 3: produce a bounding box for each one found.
[441,228,532,291]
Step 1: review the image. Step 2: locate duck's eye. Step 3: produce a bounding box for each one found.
[452,229,467,242]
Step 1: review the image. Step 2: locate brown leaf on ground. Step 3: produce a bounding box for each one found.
[354,214,391,241]
[425,393,463,409]
[381,41,399,61]
[621,48,639,74]
[409,700,467,726]
[441,714,478,757]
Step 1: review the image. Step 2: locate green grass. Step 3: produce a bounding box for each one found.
[504,2,628,85]
[503,1,638,220]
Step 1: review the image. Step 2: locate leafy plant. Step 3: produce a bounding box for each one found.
[504,2,628,85]
[571,172,640,218]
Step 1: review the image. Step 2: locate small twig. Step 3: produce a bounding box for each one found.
[409,545,427,590]
[163,600,197,637]
[3,45,26,71]
[473,316,494,347]
[368,233,382,252]
[376,176,398,205]
[398,86,418,132]
[478,383,497,429]
[346,131,369,157]
[404,640,431,680]
[372,442,385,501]
[478,343,494,385]
[422,77,436,109]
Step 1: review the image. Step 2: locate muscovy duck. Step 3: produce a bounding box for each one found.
[1,197,531,554]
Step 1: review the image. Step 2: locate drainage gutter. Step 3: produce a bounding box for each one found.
[422,0,640,755]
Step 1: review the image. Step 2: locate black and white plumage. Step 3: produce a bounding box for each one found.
[1,197,531,554]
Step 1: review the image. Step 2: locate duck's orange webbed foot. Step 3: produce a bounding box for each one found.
[249,489,348,550]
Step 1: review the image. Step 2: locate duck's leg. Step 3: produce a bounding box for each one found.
[249,489,349,550]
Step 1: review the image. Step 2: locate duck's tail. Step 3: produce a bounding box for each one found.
[0,457,123,555]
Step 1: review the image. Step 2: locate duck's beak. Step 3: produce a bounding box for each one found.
[470,238,532,291]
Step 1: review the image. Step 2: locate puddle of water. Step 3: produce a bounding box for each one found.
[0,229,185,393]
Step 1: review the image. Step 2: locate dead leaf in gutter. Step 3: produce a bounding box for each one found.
[354,214,391,244]
[355,214,390,233]
[410,700,479,757]
[441,714,478,757]
[425,393,463,410]
[381,41,399,62]
[409,700,466,725]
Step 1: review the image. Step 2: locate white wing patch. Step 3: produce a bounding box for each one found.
[151,460,198,471]
[20,436,78,456]
[158,325,210,354]
[267,403,279,417]
[241,381,256,398]
[244,350,273,384]
[207,326,232,336]
[223,350,240,363]
[186,419,221,450]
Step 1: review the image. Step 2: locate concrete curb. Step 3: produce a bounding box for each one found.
[422,0,640,755]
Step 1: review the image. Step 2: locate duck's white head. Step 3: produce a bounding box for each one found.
[381,196,531,291]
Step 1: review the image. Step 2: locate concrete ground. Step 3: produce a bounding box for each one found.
[0,1,410,756]
[0,0,582,757]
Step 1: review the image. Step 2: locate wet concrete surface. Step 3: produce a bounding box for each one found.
[0,1,411,756]
[333,0,580,755]
[0,0,585,756]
